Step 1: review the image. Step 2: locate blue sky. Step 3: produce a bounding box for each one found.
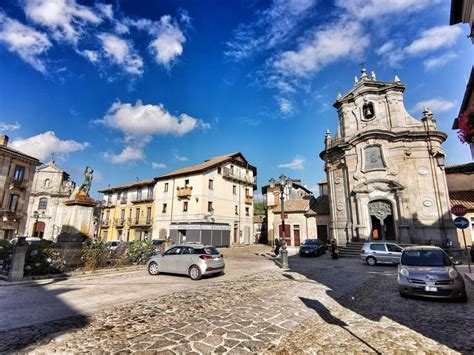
[0,0,472,199]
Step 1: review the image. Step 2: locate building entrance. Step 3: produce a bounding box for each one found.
[368,200,395,241]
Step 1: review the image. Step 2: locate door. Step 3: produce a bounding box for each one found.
[233,225,238,244]
[317,225,328,243]
[369,243,389,262]
[279,224,291,246]
[33,222,45,239]
[386,244,403,263]
[294,226,300,246]
[368,200,395,241]
[178,247,194,274]
[161,246,183,272]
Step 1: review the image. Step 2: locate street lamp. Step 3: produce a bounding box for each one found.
[269,174,292,269]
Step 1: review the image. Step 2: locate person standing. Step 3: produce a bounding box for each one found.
[274,237,281,257]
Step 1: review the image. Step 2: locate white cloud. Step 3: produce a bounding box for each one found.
[277,97,294,114]
[225,0,317,60]
[98,33,144,76]
[103,146,144,164]
[278,155,305,170]
[148,15,186,67]
[0,122,21,132]
[152,162,166,169]
[79,49,99,63]
[0,14,51,73]
[273,21,369,77]
[423,52,457,70]
[100,100,207,137]
[24,0,102,43]
[412,98,457,114]
[336,0,436,20]
[405,26,462,56]
[175,155,188,161]
[375,41,405,66]
[10,131,88,161]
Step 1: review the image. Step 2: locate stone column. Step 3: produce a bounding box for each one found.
[8,245,28,282]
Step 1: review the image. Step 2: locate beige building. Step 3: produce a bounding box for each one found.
[25,160,76,240]
[263,180,330,246]
[446,162,474,246]
[153,153,257,246]
[320,68,456,247]
[0,135,41,239]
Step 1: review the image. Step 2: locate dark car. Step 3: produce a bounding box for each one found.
[151,239,167,253]
[299,239,327,257]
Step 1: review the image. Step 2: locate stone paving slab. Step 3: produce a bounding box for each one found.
[1,250,473,354]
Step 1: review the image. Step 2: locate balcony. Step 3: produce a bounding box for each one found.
[8,177,28,190]
[177,186,192,198]
[115,218,126,227]
[119,198,128,205]
[1,210,21,221]
[131,195,154,203]
[101,219,110,227]
[245,195,253,205]
[222,168,257,186]
[103,201,115,208]
[130,217,153,227]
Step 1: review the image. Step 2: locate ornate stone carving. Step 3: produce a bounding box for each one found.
[368,200,392,221]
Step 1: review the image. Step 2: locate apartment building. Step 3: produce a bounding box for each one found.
[153,153,257,246]
[98,179,155,241]
[0,135,41,239]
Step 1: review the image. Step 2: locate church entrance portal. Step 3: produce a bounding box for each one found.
[368,200,395,241]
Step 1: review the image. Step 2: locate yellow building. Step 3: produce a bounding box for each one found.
[98,179,155,242]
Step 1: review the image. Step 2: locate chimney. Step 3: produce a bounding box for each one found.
[0,135,9,147]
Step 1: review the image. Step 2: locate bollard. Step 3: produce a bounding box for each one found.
[8,245,28,282]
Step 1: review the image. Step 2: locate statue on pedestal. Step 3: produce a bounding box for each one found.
[78,166,94,196]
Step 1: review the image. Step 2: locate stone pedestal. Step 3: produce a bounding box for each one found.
[8,245,28,282]
[63,193,96,239]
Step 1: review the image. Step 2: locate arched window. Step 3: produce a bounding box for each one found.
[44,179,51,187]
[362,102,375,120]
[38,198,48,210]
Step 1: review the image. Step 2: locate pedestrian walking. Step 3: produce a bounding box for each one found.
[331,239,338,259]
[274,238,281,257]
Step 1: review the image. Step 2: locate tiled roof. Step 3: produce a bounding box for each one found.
[445,162,474,174]
[450,190,474,210]
[307,194,330,215]
[274,198,311,213]
[98,179,155,193]
[155,152,255,180]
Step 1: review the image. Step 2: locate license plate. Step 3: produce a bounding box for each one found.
[304,250,310,253]
[424,286,437,292]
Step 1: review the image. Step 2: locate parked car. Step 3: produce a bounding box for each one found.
[147,245,225,280]
[299,239,327,257]
[361,242,403,266]
[398,246,467,302]
[10,237,49,245]
[104,240,122,250]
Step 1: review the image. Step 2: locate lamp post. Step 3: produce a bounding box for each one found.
[269,174,293,269]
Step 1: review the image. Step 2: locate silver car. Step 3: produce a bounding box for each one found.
[398,246,467,302]
[147,244,225,280]
[360,242,403,266]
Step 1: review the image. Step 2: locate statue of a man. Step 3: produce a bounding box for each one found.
[79,166,94,196]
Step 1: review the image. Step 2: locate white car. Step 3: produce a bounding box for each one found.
[147,244,225,280]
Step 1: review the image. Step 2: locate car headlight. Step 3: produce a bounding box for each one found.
[448,267,457,279]
[399,267,409,277]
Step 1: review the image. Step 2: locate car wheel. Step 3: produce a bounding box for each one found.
[399,292,408,298]
[189,265,202,280]
[148,261,159,276]
[458,294,468,303]
[366,256,377,266]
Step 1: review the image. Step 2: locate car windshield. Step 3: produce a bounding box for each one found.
[152,240,165,245]
[302,240,319,245]
[401,250,451,267]
[193,247,220,255]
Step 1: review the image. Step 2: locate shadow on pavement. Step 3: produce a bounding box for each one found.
[0,277,89,352]
[299,297,382,354]
[288,255,474,354]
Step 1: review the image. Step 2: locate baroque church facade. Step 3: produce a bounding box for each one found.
[320,69,456,247]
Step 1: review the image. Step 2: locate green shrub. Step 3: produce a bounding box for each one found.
[24,240,64,276]
[127,241,158,265]
[81,242,111,269]
[0,239,13,252]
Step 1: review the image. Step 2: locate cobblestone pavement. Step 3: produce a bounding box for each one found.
[1,247,473,354]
